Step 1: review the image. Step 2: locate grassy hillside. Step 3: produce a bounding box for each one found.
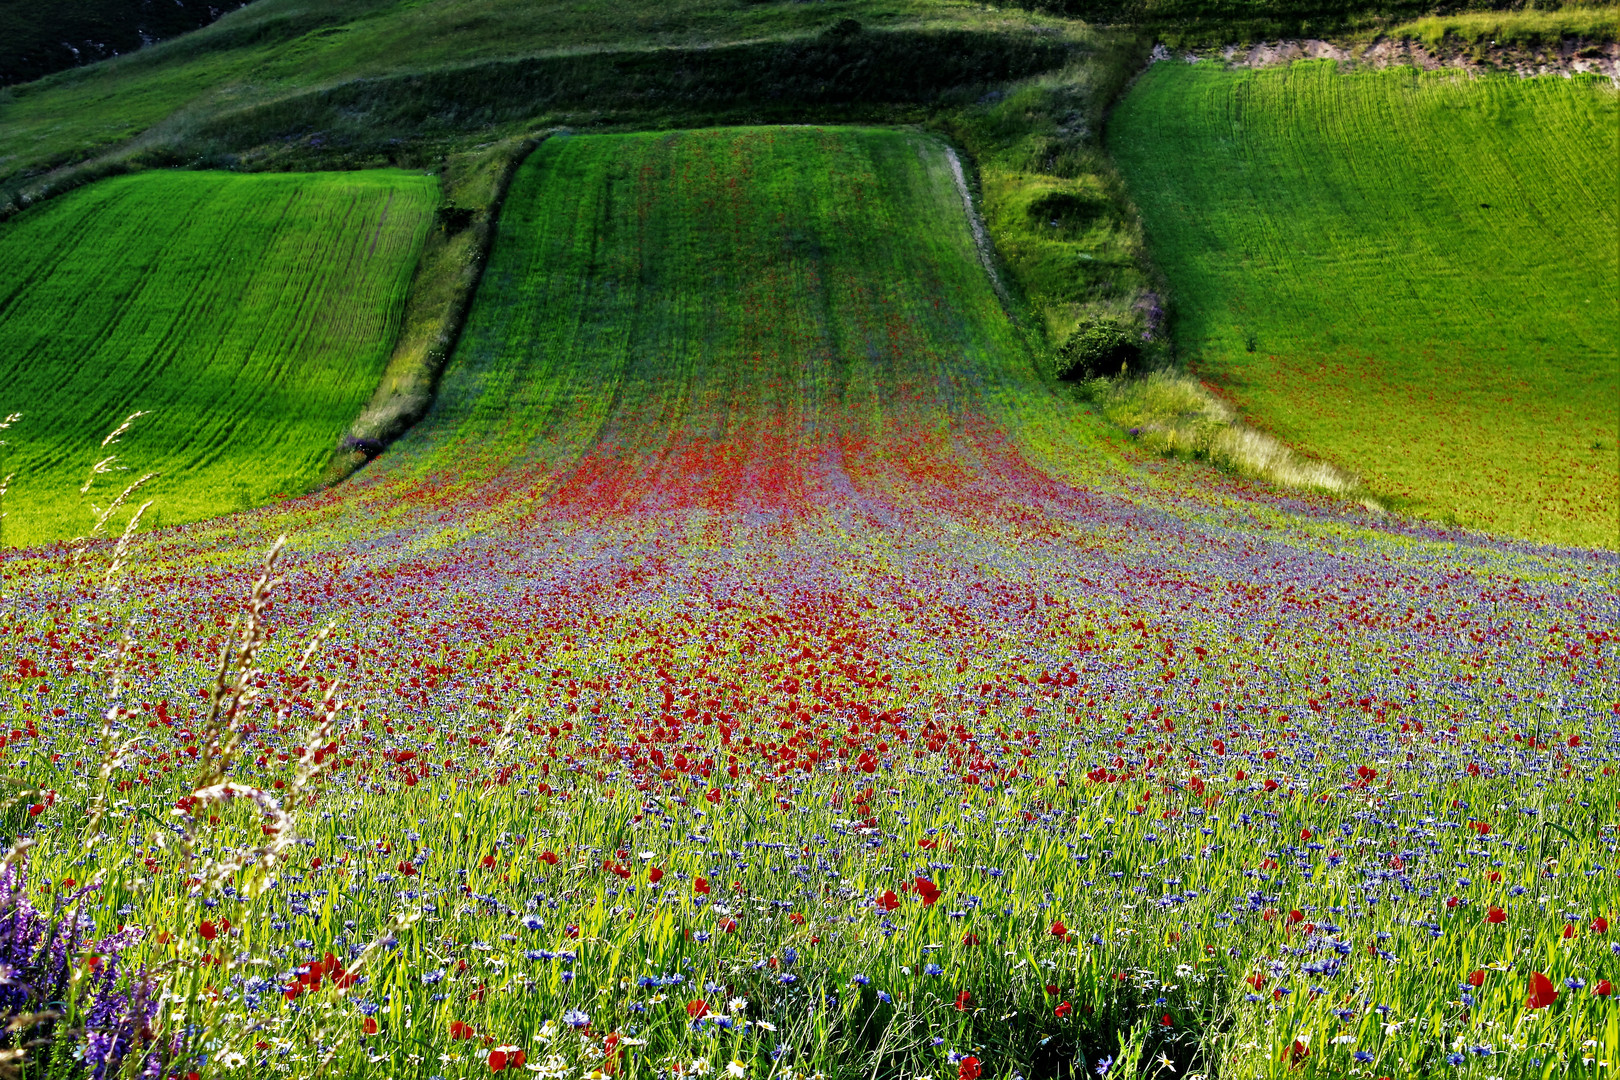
[0,0,1085,202]
[0,0,253,87]
[378,125,1043,503]
[1107,62,1618,547]
[0,169,436,546]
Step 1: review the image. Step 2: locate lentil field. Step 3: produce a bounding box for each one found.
[0,127,1616,1080]
[0,168,437,546]
[1107,63,1618,549]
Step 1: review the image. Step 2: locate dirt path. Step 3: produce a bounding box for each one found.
[1151,36,1619,79]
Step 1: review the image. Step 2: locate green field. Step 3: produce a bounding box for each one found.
[0,168,436,546]
[1108,62,1618,547]
[380,126,1044,494]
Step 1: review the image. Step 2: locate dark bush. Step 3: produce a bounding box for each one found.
[436,205,476,233]
[1053,317,1141,380]
[1026,190,1108,234]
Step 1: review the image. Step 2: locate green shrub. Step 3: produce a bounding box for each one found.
[1052,316,1141,380]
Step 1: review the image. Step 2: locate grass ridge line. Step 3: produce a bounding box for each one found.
[185,29,1075,147]
[320,136,544,485]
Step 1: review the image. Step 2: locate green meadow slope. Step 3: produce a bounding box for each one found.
[1108,62,1618,547]
[378,126,1048,499]
[0,169,435,546]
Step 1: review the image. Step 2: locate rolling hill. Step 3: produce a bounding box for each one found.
[0,168,435,546]
[1108,61,1618,547]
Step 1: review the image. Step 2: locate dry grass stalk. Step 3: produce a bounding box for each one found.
[193,535,287,791]
[1097,371,1363,498]
[101,498,153,594]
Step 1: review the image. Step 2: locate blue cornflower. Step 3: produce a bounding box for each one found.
[852,974,870,986]
[562,1008,590,1029]
[924,963,943,976]
[520,914,543,931]
[1353,1051,1373,1063]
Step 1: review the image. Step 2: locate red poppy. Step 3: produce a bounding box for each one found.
[538,851,559,865]
[198,921,218,942]
[1050,919,1068,937]
[1466,970,1484,987]
[694,877,710,895]
[686,1000,709,1018]
[877,890,900,912]
[1054,1001,1071,1018]
[788,912,805,925]
[914,877,941,905]
[1287,909,1303,924]
[451,1021,476,1040]
[648,867,664,885]
[1525,972,1559,1009]
[1160,1013,1173,1027]
[954,990,971,1011]
[1245,973,1267,990]
[1595,916,1610,934]
[1486,906,1507,924]
[1563,923,1577,939]
[1596,980,1613,997]
[362,1017,379,1035]
[958,1056,981,1080]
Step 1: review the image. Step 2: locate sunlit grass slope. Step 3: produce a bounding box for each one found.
[1107,62,1618,548]
[0,168,435,546]
[381,126,1045,508]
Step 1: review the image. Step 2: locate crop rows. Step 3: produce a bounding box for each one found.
[1107,62,1618,549]
[0,169,437,546]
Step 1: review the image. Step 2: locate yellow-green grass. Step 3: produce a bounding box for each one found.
[1107,61,1618,548]
[0,168,436,546]
[1389,4,1620,47]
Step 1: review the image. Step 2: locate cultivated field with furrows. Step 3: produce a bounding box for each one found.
[0,2,1615,1080]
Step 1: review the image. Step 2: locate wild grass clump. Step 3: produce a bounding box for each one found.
[1087,370,1362,496]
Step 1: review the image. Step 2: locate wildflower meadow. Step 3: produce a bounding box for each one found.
[0,125,1615,1080]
